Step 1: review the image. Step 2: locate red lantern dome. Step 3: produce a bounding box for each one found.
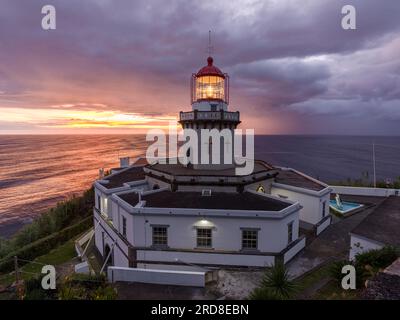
[191,56,229,104]
[196,57,225,78]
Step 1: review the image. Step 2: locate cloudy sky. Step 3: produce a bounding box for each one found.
[1,0,400,135]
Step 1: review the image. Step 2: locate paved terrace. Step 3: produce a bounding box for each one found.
[351,196,400,247]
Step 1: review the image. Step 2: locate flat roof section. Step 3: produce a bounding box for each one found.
[119,190,290,211]
[351,196,400,247]
[100,166,146,189]
[275,169,326,192]
[146,160,274,177]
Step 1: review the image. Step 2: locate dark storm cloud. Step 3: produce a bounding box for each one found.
[0,0,400,133]
[230,58,331,107]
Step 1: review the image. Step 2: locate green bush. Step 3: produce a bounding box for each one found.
[329,260,365,288]
[58,273,117,300]
[249,287,282,300]
[249,262,298,300]
[0,216,92,273]
[329,260,350,283]
[23,276,56,300]
[355,246,399,272]
[0,187,94,260]
[329,176,400,189]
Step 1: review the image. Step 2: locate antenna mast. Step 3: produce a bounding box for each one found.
[207,30,213,56]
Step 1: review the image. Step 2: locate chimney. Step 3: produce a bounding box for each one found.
[120,157,130,168]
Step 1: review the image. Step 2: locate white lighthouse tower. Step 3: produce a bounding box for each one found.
[179,54,241,170]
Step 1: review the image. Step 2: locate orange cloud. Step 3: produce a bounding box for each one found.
[0,106,178,132]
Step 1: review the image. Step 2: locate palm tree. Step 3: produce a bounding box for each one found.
[250,262,298,300]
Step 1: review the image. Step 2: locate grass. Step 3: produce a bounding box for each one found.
[0,238,77,289]
[295,264,331,298]
[314,280,360,300]
[295,262,360,300]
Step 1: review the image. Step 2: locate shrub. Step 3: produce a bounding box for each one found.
[329,260,365,288]
[58,273,117,300]
[329,260,350,283]
[249,287,281,300]
[0,216,92,272]
[249,262,298,300]
[0,187,94,261]
[355,246,399,272]
[23,276,56,300]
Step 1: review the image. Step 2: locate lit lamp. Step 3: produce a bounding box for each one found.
[191,56,229,104]
[206,85,214,98]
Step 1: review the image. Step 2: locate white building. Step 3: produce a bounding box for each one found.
[92,56,332,279]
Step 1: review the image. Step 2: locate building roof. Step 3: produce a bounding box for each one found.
[119,190,290,211]
[351,196,400,246]
[146,160,274,177]
[131,157,149,166]
[99,166,145,189]
[196,57,225,78]
[274,168,327,192]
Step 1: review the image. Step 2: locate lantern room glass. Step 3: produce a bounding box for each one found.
[195,75,225,101]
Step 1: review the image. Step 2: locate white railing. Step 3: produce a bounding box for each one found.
[330,186,400,197]
[180,111,239,122]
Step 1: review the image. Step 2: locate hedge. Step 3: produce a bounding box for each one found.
[0,216,93,273]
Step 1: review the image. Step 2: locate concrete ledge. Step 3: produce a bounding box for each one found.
[316,215,331,235]
[107,266,205,287]
[283,236,306,264]
[330,186,400,197]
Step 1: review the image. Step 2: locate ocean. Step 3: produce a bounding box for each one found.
[1,135,399,237]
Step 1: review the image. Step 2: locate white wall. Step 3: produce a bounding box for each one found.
[136,250,275,267]
[271,186,329,225]
[316,216,331,235]
[130,212,299,254]
[108,267,206,287]
[93,209,130,268]
[94,188,112,219]
[349,234,383,261]
[331,186,399,197]
[283,237,306,263]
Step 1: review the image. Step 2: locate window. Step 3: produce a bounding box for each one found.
[288,221,294,244]
[322,201,327,218]
[97,195,101,211]
[242,229,258,250]
[122,216,127,238]
[196,228,212,248]
[152,226,168,246]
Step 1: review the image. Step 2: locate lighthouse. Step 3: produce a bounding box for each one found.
[92,40,333,276]
[179,56,241,170]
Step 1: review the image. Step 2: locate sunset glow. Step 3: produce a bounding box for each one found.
[0,106,178,132]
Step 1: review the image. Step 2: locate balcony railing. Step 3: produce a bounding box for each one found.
[179,111,240,122]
